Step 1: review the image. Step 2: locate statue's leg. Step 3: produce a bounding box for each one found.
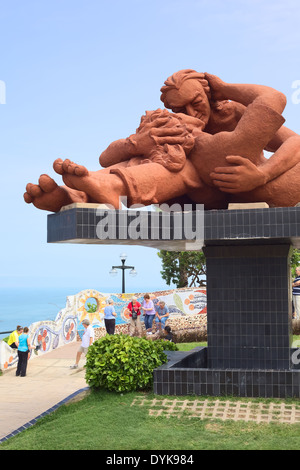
[52,157,202,208]
[109,160,202,207]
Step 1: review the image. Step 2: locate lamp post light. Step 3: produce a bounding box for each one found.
[109,253,137,294]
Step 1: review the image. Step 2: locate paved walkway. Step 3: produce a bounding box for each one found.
[0,341,89,442]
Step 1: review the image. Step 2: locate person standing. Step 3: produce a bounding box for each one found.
[126,296,142,337]
[142,294,156,334]
[70,319,94,369]
[104,299,117,335]
[16,327,34,377]
[155,301,169,331]
[292,266,300,320]
[7,325,23,349]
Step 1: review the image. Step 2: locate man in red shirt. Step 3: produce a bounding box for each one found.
[126,296,142,337]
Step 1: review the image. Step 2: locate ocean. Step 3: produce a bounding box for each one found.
[0,285,170,338]
[0,287,81,337]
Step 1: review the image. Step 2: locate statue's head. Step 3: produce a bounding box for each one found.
[160,69,211,128]
[136,109,196,172]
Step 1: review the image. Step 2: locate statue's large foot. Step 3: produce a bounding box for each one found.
[53,158,89,179]
[53,158,125,208]
[24,174,87,212]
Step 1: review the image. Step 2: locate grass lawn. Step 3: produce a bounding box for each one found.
[1,388,300,451]
[1,340,300,450]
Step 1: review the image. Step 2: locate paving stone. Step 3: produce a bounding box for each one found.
[131,397,300,424]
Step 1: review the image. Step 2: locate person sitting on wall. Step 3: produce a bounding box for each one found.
[7,325,23,349]
[155,301,169,331]
[164,325,174,342]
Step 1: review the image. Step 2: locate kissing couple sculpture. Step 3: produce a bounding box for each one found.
[24,70,300,212]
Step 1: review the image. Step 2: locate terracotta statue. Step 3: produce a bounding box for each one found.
[24,70,300,211]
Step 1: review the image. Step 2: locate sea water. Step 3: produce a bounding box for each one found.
[0,287,81,337]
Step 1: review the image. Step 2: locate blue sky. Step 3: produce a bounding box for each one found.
[1,0,300,292]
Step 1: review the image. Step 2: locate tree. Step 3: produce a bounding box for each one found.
[158,248,300,289]
[86,301,97,313]
[157,250,206,288]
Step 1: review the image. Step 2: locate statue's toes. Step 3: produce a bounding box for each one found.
[25,183,43,198]
[53,158,64,175]
[62,159,73,173]
[39,174,58,193]
[23,192,33,203]
[53,158,88,177]
[74,165,88,176]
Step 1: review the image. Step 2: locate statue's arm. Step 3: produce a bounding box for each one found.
[206,74,300,191]
[219,80,300,183]
[260,134,300,183]
[265,125,298,151]
[99,138,137,168]
[226,119,300,188]
[99,114,189,168]
[205,73,286,114]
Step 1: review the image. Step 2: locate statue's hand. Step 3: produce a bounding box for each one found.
[131,116,188,157]
[204,73,227,101]
[210,156,267,193]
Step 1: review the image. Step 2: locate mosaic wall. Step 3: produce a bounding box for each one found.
[76,287,207,330]
[0,296,77,371]
[0,287,206,370]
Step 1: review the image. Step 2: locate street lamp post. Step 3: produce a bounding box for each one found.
[109,253,137,294]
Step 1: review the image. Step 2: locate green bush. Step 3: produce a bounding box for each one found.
[85,334,168,393]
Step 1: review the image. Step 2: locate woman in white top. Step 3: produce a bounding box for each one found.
[70,319,94,369]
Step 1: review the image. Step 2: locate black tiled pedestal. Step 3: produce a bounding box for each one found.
[153,348,300,398]
[204,244,292,371]
[153,207,300,399]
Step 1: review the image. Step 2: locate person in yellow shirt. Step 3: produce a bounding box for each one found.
[7,325,23,349]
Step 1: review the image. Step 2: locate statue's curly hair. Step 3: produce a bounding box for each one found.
[160,69,211,109]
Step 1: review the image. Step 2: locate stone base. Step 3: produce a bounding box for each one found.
[154,348,300,399]
[228,202,269,210]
